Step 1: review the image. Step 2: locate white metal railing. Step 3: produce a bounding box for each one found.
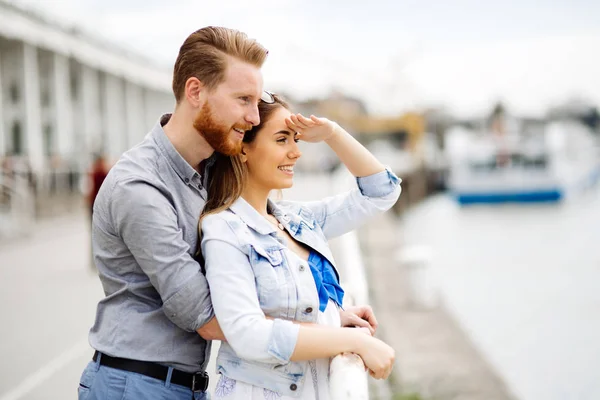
[329,168,370,399]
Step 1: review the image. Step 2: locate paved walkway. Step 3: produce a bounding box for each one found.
[359,213,517,400]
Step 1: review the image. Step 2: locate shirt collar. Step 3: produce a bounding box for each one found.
[229,197,288,235]
[151,114,208,185]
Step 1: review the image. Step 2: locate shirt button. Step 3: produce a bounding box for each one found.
[299,265,305,272]
[184,178,190,184]
[290,384,297,391]
[305,307,313,313]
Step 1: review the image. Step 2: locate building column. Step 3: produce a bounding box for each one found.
[124,81,146,148]
[22,43,44,173]
[80,65,101,159]
[52,52,74,160]
[103,74,128,161]
[0,48,5,157]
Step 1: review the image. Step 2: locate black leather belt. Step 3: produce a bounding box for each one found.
[93,351,209,392]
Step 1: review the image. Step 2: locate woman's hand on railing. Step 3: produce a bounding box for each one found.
[353,334,395,380]
[340,305,378,336]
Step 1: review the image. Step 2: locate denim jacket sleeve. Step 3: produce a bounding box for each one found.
[298,167,401,239]
[201,214,300,364]
[108,178,213,332]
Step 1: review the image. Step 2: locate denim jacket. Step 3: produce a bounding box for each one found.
[200,168,401,397]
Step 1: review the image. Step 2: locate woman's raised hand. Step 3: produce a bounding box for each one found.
[285,114,340,143]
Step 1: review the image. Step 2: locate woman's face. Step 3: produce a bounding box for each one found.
[242,107,302,191]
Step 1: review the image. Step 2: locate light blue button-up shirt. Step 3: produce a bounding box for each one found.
[89,114,215,373]
[201,168,401,396]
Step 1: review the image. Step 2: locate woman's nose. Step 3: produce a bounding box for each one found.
[289,143,302,159]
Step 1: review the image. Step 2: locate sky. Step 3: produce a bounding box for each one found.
[12,0,600,118]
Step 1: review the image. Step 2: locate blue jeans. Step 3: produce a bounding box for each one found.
[78,354,209,400]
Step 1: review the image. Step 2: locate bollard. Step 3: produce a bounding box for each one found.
[396,245,438,310]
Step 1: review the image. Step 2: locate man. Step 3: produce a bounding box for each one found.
[78,26,267,400]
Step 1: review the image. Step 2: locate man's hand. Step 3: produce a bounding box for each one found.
[340,305,378,336]
[196,316,226,341]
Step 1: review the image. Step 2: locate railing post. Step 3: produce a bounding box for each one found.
[329,167,370,399]
[330,352,369,399]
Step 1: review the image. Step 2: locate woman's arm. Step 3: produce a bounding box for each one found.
[284,115,401,239]
[287,114,383,177]
[291,324,394,379]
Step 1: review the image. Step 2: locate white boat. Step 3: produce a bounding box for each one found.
[445,121,600,205]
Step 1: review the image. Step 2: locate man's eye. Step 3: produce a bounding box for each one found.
[240,97,250,103]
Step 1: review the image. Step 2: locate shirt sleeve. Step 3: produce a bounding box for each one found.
[201,214,300,364]
[108,178,213,332]
[300,167,401,239]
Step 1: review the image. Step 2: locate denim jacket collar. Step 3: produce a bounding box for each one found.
[229,197,305,237]
[229,197,279,235]
[229,197,337,268]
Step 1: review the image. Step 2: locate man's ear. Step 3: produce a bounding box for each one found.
[185,77,205,107]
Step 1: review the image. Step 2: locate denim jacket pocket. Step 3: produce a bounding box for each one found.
[248,245,287,309]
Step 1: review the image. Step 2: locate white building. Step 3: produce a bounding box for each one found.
[0,0,173,189]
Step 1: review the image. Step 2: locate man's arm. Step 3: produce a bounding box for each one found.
[109,179,216,335]
[196,316,225,341]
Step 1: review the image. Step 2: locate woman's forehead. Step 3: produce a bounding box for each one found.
[262,107,292,131]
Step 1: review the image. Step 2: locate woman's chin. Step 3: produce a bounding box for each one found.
[272,179,294,190]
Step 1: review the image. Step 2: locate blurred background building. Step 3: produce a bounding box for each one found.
[0,0,172,219]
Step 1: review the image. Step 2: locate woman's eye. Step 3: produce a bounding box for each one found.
[277,137,287,143]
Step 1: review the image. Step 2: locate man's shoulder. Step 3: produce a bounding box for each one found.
[109,139,164,185]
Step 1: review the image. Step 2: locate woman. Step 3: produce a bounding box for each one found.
[200,92,401,399]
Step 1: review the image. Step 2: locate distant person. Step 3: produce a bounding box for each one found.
[200,92,401,398]
[77,26,268,400]
[87,154,109,218]
[87,154,109,269]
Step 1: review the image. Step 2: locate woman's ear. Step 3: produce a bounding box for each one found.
[240,147,248,163]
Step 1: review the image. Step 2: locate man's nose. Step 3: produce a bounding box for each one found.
[245,104,260,126]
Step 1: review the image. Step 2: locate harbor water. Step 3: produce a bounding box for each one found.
[398,185,600,400]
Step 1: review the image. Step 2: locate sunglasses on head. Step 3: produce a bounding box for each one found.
[260,90,276,104]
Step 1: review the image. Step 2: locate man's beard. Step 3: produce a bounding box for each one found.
[193,102,250,156]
